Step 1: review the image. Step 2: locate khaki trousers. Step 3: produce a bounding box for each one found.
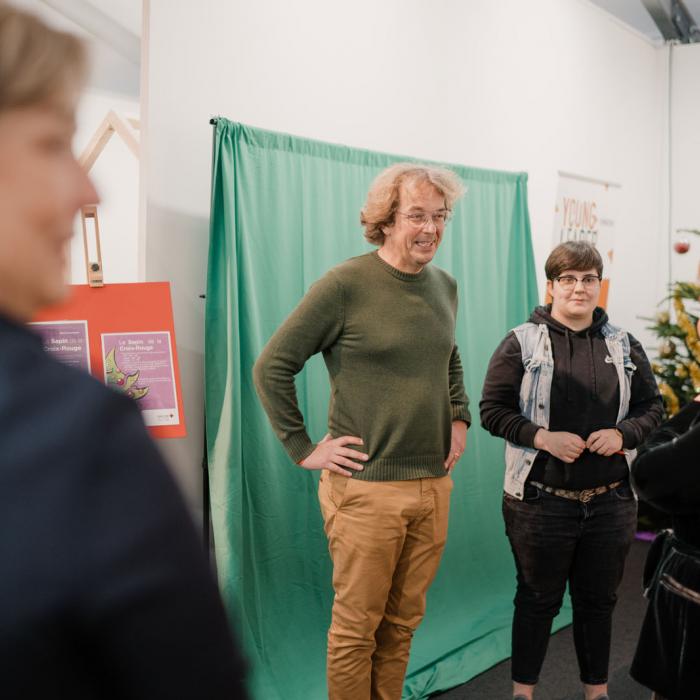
[318,471,452,700]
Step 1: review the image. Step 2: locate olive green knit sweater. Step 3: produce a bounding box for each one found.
[253,251,471,481]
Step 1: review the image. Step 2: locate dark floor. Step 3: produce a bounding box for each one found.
[432,539,651,699]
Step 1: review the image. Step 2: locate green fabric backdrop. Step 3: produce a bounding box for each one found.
[205,119,570,699]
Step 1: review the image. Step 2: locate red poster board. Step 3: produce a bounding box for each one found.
[33,282,186,439]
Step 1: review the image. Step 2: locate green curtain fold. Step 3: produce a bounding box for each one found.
[205,119,566,700]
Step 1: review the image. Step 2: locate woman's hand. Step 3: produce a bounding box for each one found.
[586,429,623,456]
[299,434,368,477]
[534,429,585,463]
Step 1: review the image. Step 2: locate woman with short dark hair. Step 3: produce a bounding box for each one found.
[480,241,663,700]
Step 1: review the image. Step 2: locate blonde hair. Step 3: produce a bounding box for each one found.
[361,163,465,246]
[0,2,87,112]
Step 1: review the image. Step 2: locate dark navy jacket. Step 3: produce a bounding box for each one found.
[0,315,247,699]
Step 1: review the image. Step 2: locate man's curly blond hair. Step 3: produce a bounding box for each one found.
[361,163,465,246]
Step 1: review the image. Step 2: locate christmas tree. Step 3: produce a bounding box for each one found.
[645,229,700,415]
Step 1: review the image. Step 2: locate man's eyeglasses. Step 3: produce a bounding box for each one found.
[554,275,601,290]
[397,210,450,227]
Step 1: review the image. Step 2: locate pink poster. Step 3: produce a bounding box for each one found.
[101,331,179,427]
[30,320,91,372]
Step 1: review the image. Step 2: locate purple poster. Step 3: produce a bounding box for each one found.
[101,331,179,426]
[30,320,90,372]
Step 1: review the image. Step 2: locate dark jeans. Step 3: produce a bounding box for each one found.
[502,482,637,685]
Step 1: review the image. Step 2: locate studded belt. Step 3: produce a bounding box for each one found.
[528,480,625,503]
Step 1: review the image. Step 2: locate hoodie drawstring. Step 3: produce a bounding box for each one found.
[564,328,572,402]
[588,333,597,400]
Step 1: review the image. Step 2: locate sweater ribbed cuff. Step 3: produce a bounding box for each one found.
[451,404,472,427]
[283,431,315,464]
[616,422,633,450]
[518,422,541,449]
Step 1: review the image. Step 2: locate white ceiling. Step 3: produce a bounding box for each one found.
[79,0,700,46]
[590,0,700,42]
[80,0,141,37]
[10,0,700,100]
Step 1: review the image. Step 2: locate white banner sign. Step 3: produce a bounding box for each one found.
[551,172,621,307]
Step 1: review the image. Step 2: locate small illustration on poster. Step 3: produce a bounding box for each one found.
[101,331,179,427]
[29,320,91,372]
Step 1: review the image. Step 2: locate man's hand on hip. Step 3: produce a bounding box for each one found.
[444,420,468,474]
[299,434,368,477]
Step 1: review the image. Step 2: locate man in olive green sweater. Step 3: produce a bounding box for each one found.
[253,163,471,700]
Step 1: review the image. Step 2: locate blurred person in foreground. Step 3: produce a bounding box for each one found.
[630,394,700,700]
[0,4,246,697]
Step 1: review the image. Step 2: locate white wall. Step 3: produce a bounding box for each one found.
[671,43,700,287]
[144,0,668,515]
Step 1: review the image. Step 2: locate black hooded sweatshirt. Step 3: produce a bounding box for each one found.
[480,305,664,490]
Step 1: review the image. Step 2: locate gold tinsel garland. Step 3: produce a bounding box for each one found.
[690,360,700,393]
[658,381,681,416]
[673,293,700,364]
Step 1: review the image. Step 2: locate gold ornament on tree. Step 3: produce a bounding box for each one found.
[675,364,689,379]
[659,339,677,359]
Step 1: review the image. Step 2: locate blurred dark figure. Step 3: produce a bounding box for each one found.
[630,395,700,700]
[0,4,247,698]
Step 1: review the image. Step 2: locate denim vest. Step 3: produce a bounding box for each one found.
[503,321,637,500]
